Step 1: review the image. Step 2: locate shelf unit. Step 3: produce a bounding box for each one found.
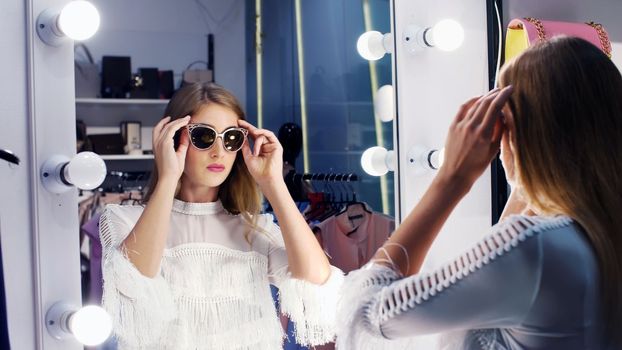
[76,98,169,127]
[76,98,167,171]
[99,154,154,160]
[76,98,169,105]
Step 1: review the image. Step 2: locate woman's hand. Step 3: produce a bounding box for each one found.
[437,86,514,190]
[238,119,284,187]
[152,116,191,186]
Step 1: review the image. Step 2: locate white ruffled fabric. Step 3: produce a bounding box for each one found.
[99,201,344,349]
[276,265,344,346]
[100,211,177,349]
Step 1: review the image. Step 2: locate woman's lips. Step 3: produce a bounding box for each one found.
[207,164,225,172]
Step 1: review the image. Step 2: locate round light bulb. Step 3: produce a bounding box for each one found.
[431,19,464,51]
[357,31,386,61]
[69,305,112,346]
[58,1,100,41]
[361,146,389,176]
[64,152,107,190]
[374,85,395,122]
[438,148,446,167]
[428,148,446,170]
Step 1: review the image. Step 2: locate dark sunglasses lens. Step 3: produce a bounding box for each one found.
[190,127,216,149]
[223,130,245,151]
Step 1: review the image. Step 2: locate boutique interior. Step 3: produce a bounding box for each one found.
[1,0,621,349]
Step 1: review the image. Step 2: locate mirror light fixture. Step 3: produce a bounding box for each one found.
[357,31,393,60]
[407,146,445,174]
[361,146,396,176]
[36,0,100,46]
[374,85,395,122]
[41,152,107,194]
[403,19,464,54]
[46,302,112,346]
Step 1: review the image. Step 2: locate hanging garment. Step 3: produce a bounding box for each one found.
[82,212,103,304]
[80,191,144,304]
[314,203,395,274]
[100,199,343,350]
[336,215,606,350]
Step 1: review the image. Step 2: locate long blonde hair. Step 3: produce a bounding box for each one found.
[500,36,622,346]
[142,82,262,231]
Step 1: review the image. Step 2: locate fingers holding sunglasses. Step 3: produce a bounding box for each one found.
[253,135,267,157]
[153,116,171,143]
[238,120,278,141]
[160,115,191,142]
[153,115,191,185]
[237,119,257,132]
[177,125,190,153]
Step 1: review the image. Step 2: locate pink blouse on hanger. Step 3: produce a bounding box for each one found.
[314,203,395,273]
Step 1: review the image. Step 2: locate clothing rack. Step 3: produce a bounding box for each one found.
[99,170,151,193]
[293,172,359,182]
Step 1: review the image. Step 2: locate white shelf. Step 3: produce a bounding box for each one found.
[100,154,154,160]
[76,98,169,105]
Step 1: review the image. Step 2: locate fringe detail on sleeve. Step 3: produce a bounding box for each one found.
[100,210,177,348]
[336,263,417,350]
[277,265,344,346]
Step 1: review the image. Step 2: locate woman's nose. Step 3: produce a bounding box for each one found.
[209,137,226,158]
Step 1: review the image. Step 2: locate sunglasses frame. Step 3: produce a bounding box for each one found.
[186,123,249,152]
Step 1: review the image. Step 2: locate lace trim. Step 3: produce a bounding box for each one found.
[162,242,268,266]
[172,198,225,215]
[376,215,573,323]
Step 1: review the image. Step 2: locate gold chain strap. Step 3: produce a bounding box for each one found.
[586,21,612,58]
[524,17,546,42]
[524,18,612,58]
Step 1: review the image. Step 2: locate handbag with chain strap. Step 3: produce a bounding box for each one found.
[505,18,612,61]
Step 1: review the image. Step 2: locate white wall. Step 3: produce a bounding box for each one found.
[82,0,246,105]
[504,0,622,69]
[393,0,492,272]
[1,0,83,348]
[0,1,36,348]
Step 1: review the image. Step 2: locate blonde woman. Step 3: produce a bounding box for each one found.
[100,83,343,349]
[338,36,621,349]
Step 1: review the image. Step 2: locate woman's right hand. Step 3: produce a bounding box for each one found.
[152,116,191,186]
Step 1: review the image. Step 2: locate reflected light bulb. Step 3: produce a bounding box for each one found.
[69,305,112,346]
[361,146,395,176]
[357,31,392,60]
[430,19,464,51]
[58,1,100,40]
[374,85,395,122]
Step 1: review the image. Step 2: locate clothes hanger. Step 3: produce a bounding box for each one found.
[336,173,371,217]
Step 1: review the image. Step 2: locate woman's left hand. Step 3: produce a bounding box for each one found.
[238,119,284,187]
[438,85,514,189]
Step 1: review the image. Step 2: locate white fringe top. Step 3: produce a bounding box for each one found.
[99,199,344,350]
[336,215,606,350]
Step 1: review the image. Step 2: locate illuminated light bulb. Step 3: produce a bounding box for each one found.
[374,85,395,122]
[408,145,445,174]
[403,19,464,54]
[429,19,464,51]
[46,302,112,346]
[41,152,107,194]
[70,305,113,346]
[37,1,100,46]
[428,148,445,169]
[357,31,393,61]
[361,146,395,176]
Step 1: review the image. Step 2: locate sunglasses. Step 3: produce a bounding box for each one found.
[186,124,248,152]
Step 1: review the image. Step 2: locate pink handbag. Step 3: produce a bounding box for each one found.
[505,18,612,61]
